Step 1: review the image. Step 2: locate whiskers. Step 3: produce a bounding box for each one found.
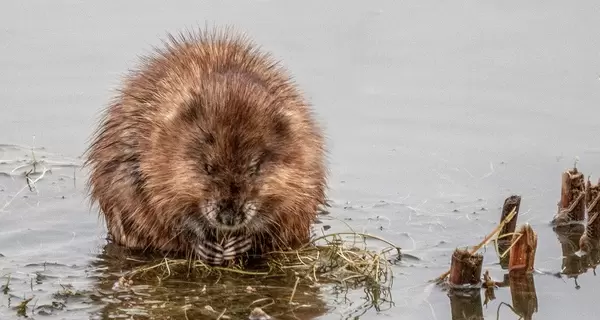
[199,200,218,221]
[246,208,287,253]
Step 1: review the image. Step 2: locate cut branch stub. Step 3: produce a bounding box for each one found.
[554,167,586,225]
[497,195,522,269]
[509,224,537,274]
[449,248,484,289]
[580,179,600,252]
[499,195,522,240]
[585,178,600,216]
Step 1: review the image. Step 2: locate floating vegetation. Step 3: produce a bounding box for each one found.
[120,232,401,291]
[90,231,401,319]
[15,297,34,318]
[1,275,10,295]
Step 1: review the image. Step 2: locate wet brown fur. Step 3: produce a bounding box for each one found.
[84,27,327,260]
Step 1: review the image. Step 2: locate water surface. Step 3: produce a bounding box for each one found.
[2,1,600,319]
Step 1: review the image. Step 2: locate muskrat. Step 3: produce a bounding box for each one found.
[85,28,327,265]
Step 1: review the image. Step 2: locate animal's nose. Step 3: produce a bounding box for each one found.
[218,211,235,226]
[218,199,235,212]
[229,182,240,195]
[217,199,241,226]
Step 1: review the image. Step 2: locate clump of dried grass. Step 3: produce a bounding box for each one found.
[121,232,401,290]
[265,232,401,287]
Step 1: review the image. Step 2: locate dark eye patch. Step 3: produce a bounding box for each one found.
[182,94,204,123]
[249,162,260,176]
[204,163,215,175]
[273,116,290,140]
[248,149,273,176]
[204,132,216,145]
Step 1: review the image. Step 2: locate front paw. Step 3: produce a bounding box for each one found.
[222,236,253,261]
[196,236,252,265]
[196,241,225,265]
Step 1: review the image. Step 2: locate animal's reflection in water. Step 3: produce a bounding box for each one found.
[86,242,330,320]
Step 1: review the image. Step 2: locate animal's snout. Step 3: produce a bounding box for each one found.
[216,199,244,226]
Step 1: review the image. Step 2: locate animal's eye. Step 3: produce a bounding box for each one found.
[249,159,261,176]
[204,163,214,175]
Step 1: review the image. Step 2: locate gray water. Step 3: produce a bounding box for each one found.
[1,1,600,319]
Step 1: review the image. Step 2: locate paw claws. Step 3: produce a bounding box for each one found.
[196,242,224,265]
[222,236,252,260]
[196,236,252,264]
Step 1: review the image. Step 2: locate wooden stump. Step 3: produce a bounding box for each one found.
[447,250,484,320]
[553,167,586,225]
[508,224,537,274]
[499,195,522,239]
[449,248,483,289]
[497,195,522,269]
[580,179,600,253]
